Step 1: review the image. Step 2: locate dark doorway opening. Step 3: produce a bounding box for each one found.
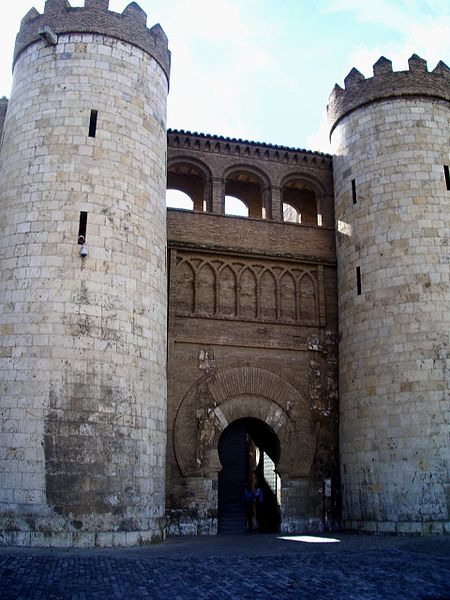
[218,417,281,534]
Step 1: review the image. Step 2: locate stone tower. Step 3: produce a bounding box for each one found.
[0,0,170,546]
[329,55,450,534]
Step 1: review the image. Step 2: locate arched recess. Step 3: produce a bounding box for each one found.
[238,267,257,319]
[279,270,297,321]
[281,173,326,226]
[218,264,237,317]
[298,271,318,323]
[176,259,195,313]
[223,165,271,219]
[173,366,315,480]
[260,269,277,320]
[196,262,216,315]
[167,158,212,212]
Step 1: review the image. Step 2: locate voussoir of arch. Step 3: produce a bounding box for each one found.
[173,365,315,479]
[167,156,212,179]
[280,172,326,197]
[223,164,271,187]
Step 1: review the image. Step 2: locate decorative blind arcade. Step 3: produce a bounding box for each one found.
[175,255,319,324]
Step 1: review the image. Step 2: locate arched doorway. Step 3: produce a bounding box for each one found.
[218,418,281,534]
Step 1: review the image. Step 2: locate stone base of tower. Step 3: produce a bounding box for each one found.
[0,518,166,548]
[0,506,166,548]
[342,519,450,536]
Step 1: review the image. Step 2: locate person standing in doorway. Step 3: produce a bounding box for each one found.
[244,485,255,532]
[254,484,264,530]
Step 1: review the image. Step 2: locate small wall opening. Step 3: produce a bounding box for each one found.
[444,165,450,191]
[78,211,87,243]
[356,265,361,296]
[88,110,98,138]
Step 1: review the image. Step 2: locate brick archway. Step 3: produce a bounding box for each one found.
[173,366,315,479]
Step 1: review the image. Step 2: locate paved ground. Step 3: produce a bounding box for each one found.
[0,532,449,599]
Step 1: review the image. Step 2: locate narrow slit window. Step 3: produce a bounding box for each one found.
[351,178,357,204]
[356,266,361,296]
[78,211,87,243]
[88,110,98,138]
[444,165,450,190]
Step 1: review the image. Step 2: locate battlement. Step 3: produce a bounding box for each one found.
[167,128,332,167]
[14,0,170,82]
[327,54,450,135]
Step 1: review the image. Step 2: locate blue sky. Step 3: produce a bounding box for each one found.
[1,1,450,153]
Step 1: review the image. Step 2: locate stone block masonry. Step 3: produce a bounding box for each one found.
[0,0,170,546]
[329,55,450,533]
[1,0,448,545]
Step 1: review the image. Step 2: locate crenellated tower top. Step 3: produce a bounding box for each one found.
[327,54,450,135]
[14,0,170,82]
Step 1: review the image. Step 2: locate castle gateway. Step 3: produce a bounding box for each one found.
[0,1,448,546]
[165,130,338,535]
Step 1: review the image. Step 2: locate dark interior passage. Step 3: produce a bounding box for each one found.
[218,418,281,534]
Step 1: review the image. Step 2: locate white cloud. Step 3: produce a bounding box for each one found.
[323,0,450,76]
[3,0,450,150]
[159,0,277,138]
[305,0,450,151]
[305,111,332,155]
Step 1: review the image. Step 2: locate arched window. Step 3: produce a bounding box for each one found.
[166,189,194,210]
[282,179,319,225]
[224,169,268,218]
[225,195,248,217]
[167,160,210,211]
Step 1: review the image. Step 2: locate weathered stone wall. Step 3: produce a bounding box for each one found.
[330,56,450,534]
[165,133,339,534]
[0,3,169,546]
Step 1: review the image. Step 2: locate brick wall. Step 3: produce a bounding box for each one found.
[165,135,339,534]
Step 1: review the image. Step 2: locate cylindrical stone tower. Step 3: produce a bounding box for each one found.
[329,55,450,534]
[0,0,170,546]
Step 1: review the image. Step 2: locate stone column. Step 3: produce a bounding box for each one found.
[211,177,224,214]
[271,185,283,221]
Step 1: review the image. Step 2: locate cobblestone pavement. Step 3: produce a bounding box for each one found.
[0,533,449,599]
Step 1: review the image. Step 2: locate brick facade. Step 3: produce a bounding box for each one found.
[165,133,338,532]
